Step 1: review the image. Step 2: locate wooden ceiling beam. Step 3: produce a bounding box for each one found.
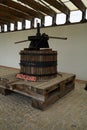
[0,19,9,24]
[44,0,70,14]
[0,11,24,23]
[18,0,56,16]
[0,21,5,24]
[70,0,86,12]
[0,4,32,21]
[0,17,15,25]
[0,0,44,18]
[0,22,4,25]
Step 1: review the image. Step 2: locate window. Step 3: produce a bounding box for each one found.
[0,26,1,32]
[86,9,87,20]
[34,18,41,28]
[44,16,52,26]
[70,10,82,23]
[10,23,14,31]
[56,13,66,25]
[25,20,30,29]
[4,24,7,32]
[17,21,22,30]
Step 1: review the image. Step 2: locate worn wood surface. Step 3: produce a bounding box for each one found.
[20,49,57,81]
[0,81,87,130]
[0,66,75,110]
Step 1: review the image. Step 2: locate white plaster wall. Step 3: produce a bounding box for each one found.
[0,23,87,80]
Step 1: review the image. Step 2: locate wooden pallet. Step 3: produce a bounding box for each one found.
[0,72,75,110]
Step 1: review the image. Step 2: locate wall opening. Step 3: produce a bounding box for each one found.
[70,10,82,23]
[17,21,22,30]
[86,9,87,20]
[10,23,14,31]
[56,13,66,25]
[34,18,41,28]
[25,20,31,29]
[4,24,7,32]
[44,16,52,26]
[0,26,1,32]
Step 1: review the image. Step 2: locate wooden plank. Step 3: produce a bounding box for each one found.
[0,70,75,91]
[34,73,75,89]
[44,0,70,14]
[20,49,57,81]
[0,11,24,23]
[7,83,45,102]
[0,66,75,89]
[0,19,9,24]
[0,85,12,95]
[0,4,32,21]
[32,82,75,110]
[0,0,44,18]
[18,0,56,16]
[0,17,16,24]
[0,66,19,77]
[0,66,76,110]
[70,0,86,12]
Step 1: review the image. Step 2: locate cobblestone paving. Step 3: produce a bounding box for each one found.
[0,81,87,130]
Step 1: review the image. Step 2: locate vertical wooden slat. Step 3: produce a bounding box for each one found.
[1,24,4,32]
[52,14,56,26]
[22,20,25,30]
[81,10,86,22]
[14,22,18,31]
[20,49,57,81]
[66,12,70,24]
[31,18,34,29]
[7,23,10,32]
[41,16,45,27]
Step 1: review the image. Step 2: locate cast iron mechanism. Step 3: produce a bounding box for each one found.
[28,23,49,49]
[15,23,67,50]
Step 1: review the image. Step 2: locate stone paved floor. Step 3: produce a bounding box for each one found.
[0,81,87,130]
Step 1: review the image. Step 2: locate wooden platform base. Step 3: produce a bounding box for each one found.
[0,72,75,110]
[0,85,12,95]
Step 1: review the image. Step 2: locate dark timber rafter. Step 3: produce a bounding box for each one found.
[70,0,86,12]
[0,19,9,25]
[0,0,44,18]
[0,11,23,23]
[0,0,87,32]
[43,0,70,15]
[70,0,86,21]
[18,0,56,16]
[0,16,18,24]
[0,18,15,24]
[0,4,33,21]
